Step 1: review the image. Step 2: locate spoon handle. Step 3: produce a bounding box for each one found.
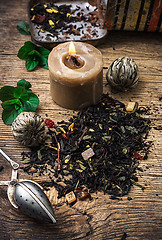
[0,149,19,170]
[0,181,10,186]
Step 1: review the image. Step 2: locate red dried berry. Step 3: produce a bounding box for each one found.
[45,119,55,128]
[76,190,89,201]
[132,150,143,160]
[35,15,46,24]
[62,133,69,140]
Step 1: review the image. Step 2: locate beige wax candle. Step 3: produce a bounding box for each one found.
[48,42,103,110]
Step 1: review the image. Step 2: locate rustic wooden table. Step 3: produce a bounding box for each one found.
[0,1,162,239]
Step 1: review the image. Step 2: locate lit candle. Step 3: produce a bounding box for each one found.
[48,41,103,110]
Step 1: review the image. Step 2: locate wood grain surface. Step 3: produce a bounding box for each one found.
[0,1,162,240]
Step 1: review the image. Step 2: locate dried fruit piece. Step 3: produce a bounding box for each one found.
[81,148,95,160]
[35,15,46,23]
[65,191,76,204]
[45,119,55,128]
[76,189,89,200]
[126,102,138,112]
[133,150,143,160]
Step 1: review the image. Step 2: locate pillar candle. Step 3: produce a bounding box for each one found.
[48,41,103,110]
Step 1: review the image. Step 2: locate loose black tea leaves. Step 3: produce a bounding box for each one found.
[30,2,106,42]
[21,94,151,198]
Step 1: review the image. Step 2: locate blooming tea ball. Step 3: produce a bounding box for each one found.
[11,112,46,147]
[106,57,139,91]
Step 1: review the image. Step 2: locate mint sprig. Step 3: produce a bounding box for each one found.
[17,21,30,35]
[0,79,39,125]
[17,41,50,71]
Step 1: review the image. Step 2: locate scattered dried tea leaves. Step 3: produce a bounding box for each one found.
[21,94,152,198]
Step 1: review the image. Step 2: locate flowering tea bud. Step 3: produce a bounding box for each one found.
[11,112,46,147]
[106,57,139,91]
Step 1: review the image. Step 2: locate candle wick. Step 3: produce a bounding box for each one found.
[68,55,80,66]
[71,56,80,66]
[64,54,84,69]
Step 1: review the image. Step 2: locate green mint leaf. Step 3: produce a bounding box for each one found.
[2,99,22,110]
[39,56,49,69]
[14,86,29,101]
[0,79,39,125]
[17,41,36,60]
[23,41,36,50]
[0,86,15,102]
[23,93,39,112]
[2,107,23,125]
[26,89,32,94]
[26,55,39,71]
[1,102,14,111]
[37,47,50,58]
[17,21,30,35]
[17,79,32,90]
[28,50,41,57]
[17,41,50,70]
[37,47,50,69]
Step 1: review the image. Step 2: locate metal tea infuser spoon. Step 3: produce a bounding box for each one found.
[0,149,56,223]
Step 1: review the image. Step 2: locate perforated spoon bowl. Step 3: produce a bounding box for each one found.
[0,149,56,223]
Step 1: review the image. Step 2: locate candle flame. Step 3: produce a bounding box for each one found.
[69,41,76,56]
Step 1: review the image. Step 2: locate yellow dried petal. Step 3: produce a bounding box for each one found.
[46,8,58,14]
[76,169,84,172]
[48,20,55,26]
[69,164,73,169]
[68,123,74,131]
[99,124,102,130]
[59,127,66,134]
[45,145,57,151]
[89,129,94,132]
[102,178,108,184]
[31,15,35,21]
[53,9,59,13]
[66,13,71,18]
[76,160,84,165]
[64,155,70,163]
[86,145,90,148]
[46,8,53,13]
